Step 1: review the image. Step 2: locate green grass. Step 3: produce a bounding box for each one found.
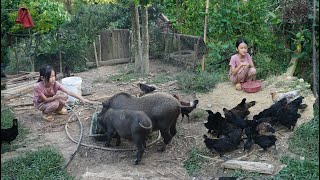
[191,111,205,120]
[274,156,319,180]
[1,147,73,179]
[176,71,221,93]
[109,72,142,82]
[147,74,173,84]
[1,108,29,154]
[273,107,319,179]
[288,108,319,160]
[183,148,204,176]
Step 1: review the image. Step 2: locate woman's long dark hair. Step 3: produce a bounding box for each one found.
[235,39,248,48]
[37,64,54,82]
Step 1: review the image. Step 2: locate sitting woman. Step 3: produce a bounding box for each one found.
[229,39,256,90]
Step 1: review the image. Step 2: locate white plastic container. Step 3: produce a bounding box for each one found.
[61,77,82,103]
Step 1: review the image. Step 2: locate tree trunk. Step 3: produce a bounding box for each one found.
[130,4,142,73]
[141,6,149,75]
[286,44,301,77]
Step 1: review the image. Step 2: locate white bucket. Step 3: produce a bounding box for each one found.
[61,77,82,103]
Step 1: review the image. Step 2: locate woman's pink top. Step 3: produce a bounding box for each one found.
[33,81,62,107]
[228,53,253,76]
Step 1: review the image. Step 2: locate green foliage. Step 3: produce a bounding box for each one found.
[1,147,73,179]
[254,53,288,80]
[183,148,203,176]
[6,0,70,34]
[34,2,132,72]
[161,0,288,80]
[176,71,220,93]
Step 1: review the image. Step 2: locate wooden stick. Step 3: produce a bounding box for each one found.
[221,160,275,175]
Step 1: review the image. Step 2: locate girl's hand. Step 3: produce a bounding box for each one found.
[56,94,68,101]
[81,98,99,105]
[241,62,250,67]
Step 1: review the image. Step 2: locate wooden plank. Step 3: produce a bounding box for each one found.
[102,31,113,61]
[221,160,275,175]
[7,80,36,89]
[6,72,39,83]
[123,30,130,58]
[2,81,34,100]
[86,58,130,67]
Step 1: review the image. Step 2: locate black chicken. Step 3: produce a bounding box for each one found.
[230,98,256,118]
[63,66,72,78]
[180,99,199,122]
[253,98,288,120]
[223,108,256,129]
[204,110,237,137]
[203,128,242,157]
[138,83,156,95]
[1,119,19,147]
[253,135,277,151]
[275,96,304,130]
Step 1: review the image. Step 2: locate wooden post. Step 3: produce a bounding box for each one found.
[93,41,99,68]
[15,37,19,75]
[177,34,181,55]
[202,0,209,71]
[59,50,62,74]
[98,35,102,62]
[193,43,198,70]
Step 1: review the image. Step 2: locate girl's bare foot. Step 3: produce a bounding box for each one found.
[235,83,242,91]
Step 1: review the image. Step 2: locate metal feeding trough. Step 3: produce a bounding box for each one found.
[89,112,107,141]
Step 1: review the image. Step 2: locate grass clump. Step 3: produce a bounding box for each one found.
[176,71,220,93]
[1,147,73,179]
[183,148,204,176]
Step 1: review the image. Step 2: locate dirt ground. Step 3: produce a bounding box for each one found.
[1,59,316,179]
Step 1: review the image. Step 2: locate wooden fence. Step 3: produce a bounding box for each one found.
[86,29,130,67]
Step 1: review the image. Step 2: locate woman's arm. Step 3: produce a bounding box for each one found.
[59,85,94,104]
[39,93,66,103]
[231,62,249,76]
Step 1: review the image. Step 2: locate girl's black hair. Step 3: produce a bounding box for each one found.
[236,39,248,48]
[37,64,54,82]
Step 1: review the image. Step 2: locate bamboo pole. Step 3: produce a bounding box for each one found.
[201,0,209,71]
[59,50,62,74]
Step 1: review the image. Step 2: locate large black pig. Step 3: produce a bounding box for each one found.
[97,108,152,165]
[97,92,181,152]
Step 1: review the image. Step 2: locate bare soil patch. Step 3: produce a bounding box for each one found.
[1,59,316,179]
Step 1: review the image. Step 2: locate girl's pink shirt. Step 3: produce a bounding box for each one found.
[228,53,253,75]
[33,81,63,107]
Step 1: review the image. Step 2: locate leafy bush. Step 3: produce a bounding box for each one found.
[254,53,288,80]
